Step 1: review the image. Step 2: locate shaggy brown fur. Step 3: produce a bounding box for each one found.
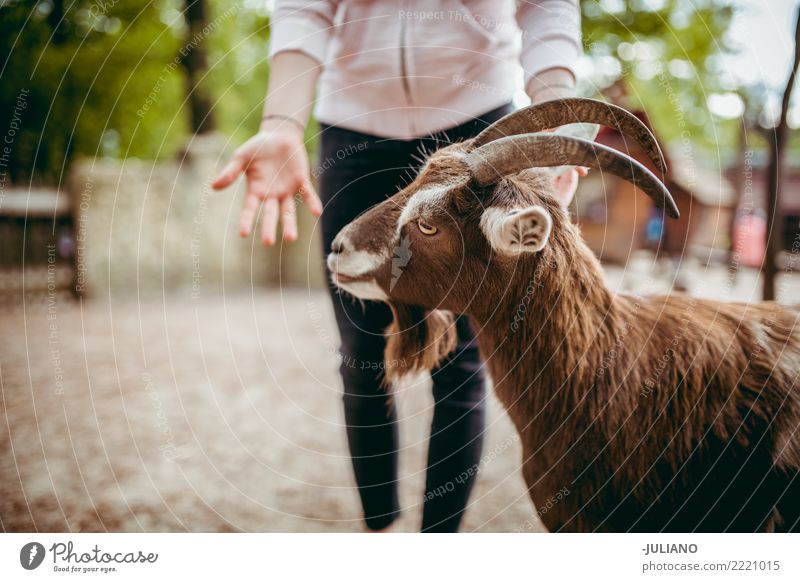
[384,304,457,381]
[329,143,800,532]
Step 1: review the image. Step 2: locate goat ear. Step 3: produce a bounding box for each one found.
[383,303,457,385]
[480,206,552,255]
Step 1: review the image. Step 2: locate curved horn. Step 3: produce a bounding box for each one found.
[465,133,680,219]
[472,98,667,175]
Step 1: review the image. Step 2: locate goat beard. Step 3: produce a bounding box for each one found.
[383,303,458,385]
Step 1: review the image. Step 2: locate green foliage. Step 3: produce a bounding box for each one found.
[0,0,270,183]
[204,0,272,144]
[2,0,741,183]
[582,0,737,152]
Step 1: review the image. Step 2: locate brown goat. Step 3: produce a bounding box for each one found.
[327,99,800,532]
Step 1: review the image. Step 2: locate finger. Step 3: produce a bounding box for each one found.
[212,157,245,190]
[555,170,580,204]
[280,197,298,242]
[239,194,261,237]
[299,180,323,216]
[261,198,280,246]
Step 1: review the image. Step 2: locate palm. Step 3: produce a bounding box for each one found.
[211,129,322,245]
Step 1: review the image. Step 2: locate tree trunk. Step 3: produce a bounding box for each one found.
[728,114,747,283]
[182,0,215,134]
[48,0,68,44]
[764,7,800,300]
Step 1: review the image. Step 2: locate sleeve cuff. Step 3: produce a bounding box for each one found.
[525,66,577,103]
[268,16,332,65]
[520,35,581,89]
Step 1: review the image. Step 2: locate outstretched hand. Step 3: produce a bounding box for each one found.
[211,124,322,246]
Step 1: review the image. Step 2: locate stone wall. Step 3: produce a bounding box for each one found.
[67,133,325,299]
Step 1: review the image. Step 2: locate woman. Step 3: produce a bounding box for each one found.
[212,0,584,532]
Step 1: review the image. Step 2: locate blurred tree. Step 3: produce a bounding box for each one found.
[763,6,800,300]
[181,0,214,134]
[203,0,271,145]
[0,0,269,183]
[1,0,181,181]
[2,0,744,183]
[582,0,736,151]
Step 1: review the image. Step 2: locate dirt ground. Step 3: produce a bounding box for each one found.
[1,261,797,533]
[0,287,534,533]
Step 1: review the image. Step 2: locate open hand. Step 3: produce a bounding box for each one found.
[211,124,322,245]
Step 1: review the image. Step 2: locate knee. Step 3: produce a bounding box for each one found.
[338,338,390,403]
[431,367,486,409]
[339,354,385,391]
[340,358,394,423]
[431,342,486,405]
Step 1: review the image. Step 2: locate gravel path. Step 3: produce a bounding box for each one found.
[0,290,534,532]
[3,261,794,533]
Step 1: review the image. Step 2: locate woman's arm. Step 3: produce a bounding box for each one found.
[211,51,322,245]
[212,0,338,246]
[260,50,323,133]
[527,67,577,104]
[517,0,582,103]
[517,0,586,201]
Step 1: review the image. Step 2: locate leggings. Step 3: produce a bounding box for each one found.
[317,103,512,532]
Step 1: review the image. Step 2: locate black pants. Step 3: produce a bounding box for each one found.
[317,104,512,532]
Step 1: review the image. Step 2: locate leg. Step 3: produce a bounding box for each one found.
[421,316,486,532]
[417,105,512,532]
[335,299,400,530]
[320,104,511,531]
[318,126,410,530]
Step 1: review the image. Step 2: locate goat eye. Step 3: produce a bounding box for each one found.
[417,220,438,235]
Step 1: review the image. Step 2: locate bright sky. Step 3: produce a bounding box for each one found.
[712,0,800,123]
[724,0,798,89]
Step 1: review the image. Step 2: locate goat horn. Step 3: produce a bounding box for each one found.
[472,98,667,175]
[465,133,680,219]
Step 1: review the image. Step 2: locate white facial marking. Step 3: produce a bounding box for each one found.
[397,185,449,236]
[327,249,386,277]
[481,206,552,255]
[328,230,388,277]
[395,149,469,235]
[335,279,389,302]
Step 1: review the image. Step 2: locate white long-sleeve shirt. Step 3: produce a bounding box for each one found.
[269,0,582,138]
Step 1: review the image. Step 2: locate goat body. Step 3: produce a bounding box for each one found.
[327,98,800,532]
[475,231,800,532]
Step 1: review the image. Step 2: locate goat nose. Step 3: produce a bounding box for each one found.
[331,240,344,254]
